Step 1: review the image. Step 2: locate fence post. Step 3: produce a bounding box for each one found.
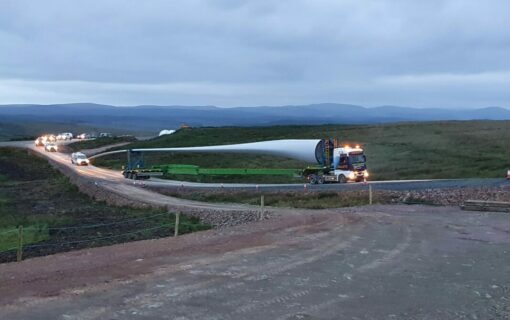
[174,212,180,237]
[369,184,373,205]
[260,195,265,221]
[17,225,23,262]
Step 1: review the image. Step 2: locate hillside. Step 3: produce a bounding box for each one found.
[0,148,209,262]
[94,121,510,181]
[1,103,510,136]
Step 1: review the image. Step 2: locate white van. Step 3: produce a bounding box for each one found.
[58,132,73,140]
[71,152,89,166]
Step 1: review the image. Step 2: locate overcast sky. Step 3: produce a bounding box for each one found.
[1,0,509,108]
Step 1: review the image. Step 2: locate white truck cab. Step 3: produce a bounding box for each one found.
[329,145,368,182]
[305,143,369,184]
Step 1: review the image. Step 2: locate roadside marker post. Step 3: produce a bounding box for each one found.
[507,169,510,180]
[304,184,307,192]
[369,184,373,205]
[16,225,23,262]
[260,195,265,221]
[174,212,180,237]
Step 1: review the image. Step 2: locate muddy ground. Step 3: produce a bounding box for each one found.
[0,204,509,319]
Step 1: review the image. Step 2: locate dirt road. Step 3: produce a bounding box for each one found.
[0,205,509,319]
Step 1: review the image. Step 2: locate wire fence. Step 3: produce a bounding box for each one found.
[0,211,209,263]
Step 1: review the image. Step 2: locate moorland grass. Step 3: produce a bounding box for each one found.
[94,121,510,181]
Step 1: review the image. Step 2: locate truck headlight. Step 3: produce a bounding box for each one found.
[364,170,369,177]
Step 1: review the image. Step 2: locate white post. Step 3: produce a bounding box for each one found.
[174,212,180,237]
[260,195,265,220]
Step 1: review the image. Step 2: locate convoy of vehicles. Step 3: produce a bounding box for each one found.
[32,134,370,184]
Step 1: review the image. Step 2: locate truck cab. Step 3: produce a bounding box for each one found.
[329,145,368,182]
[304,142,369,184]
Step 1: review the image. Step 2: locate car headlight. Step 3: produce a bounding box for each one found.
[348,172,356,179]
[364,171,369,177]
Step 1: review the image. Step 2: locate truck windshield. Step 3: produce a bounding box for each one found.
[350,153,365,164]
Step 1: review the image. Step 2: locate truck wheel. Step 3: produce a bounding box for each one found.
[123,171,128,178]
[338,175,347,183]
[318,176,325,184]
[133,173,139,180]
[307,174,318,184]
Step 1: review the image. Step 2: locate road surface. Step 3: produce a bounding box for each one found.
[0,205,509,319]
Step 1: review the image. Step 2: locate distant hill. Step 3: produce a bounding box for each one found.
[0,103,509,135]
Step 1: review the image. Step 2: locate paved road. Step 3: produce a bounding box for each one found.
[0,205,509,319]
[149,176,509,192]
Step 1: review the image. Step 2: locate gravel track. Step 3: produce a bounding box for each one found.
[0,205,508,319]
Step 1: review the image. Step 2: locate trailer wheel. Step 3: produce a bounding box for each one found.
[318,176,325,184]
[133,173,139,180]
[338,175,347,183]
[123,172,128,178]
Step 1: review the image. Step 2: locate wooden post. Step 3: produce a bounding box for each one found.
[369,184,373,205]
[17,225,23,262]
[260,195,265,220]
[174,212,180,237]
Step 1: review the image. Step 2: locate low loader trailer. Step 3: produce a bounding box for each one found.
[120,139,369,183]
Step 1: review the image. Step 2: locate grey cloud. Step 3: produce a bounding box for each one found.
[0,0,509,107]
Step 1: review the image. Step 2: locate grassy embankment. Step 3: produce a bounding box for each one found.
[0,148,209,261]
[94,121,510,182]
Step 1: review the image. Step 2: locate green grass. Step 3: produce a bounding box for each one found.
[66,136,137,153]
[94,121,510,181]
[0,148,210,261]
[0,225,49,251]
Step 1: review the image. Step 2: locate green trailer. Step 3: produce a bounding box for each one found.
[153,164,301,177]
